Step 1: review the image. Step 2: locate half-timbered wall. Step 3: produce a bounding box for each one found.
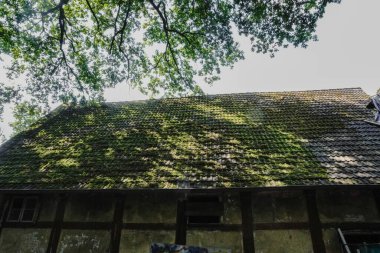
[0,188,379,253]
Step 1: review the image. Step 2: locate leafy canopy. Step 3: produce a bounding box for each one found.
[0,0,339,134]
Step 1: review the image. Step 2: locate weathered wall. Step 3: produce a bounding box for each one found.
[316,190,380,253]
[123,192,178,223]
[252,191,311,253]
[0,228,51,253]
[323,229,342,253]
[38,194,58,221]
[255,230,313,253]
[64,193,115,222]
[187,230,243,253]
[119,230,175,253]
[0,189,379,252]
[317,190,379,222]
[222,193,242,224]
[122,192,242,224]
[57,229,111,253]
[253,191,308,223]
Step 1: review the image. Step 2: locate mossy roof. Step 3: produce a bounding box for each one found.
[0,88,379,189]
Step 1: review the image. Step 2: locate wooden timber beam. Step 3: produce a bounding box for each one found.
[305,190,326,253]
[46,194,67,253]
[175,199,187,245]
[240,191,255,253]
[110,195,125,253]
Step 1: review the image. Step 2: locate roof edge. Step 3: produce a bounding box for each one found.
[0,105,65,156]
[0,184,379,194]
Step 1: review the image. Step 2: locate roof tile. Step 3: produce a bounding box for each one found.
[0,87,379,189]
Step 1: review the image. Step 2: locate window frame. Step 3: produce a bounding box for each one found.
[185,195,224,225]
[338,228,380,253]
[6,196,40,223]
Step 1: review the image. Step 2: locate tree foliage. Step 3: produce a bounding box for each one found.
[9,101,44,135]
[0,0,340,135]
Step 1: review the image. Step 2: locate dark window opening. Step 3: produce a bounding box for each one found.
[187,195,220,203]
[186,195,223,225]
[338,228,380,253]
[6,196,39,222]
[188,215,220,224]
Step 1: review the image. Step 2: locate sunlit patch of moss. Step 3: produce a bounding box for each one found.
[111,130,130,145]
[56,158,80,168]
[159,181,177,188]
[84,113,96,125]
[265,180,287,187]
[35,129,48,138]
[203,131,221,140]
[121,177,135,188]
[104,148,115,159]
[148,166,185,178]
[130,178,151,188]
[191,104,247,125]
[226,138,241,145]
[39,162,54,172]
[84,175,118,189]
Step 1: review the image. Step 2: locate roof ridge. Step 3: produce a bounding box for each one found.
[103,87,366,105]
[245,87,364,94]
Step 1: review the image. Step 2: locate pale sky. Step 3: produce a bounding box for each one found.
[1,0,380,139]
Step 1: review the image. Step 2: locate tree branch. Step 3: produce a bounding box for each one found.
[118,3,132,47]
[58,7,65,49]
[56,5,81,90]
[109,1,122,53]
[41,0,69,16]
[85,0,101,31]
[149,0,192,88]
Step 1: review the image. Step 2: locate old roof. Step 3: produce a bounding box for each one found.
[0,87,379,190]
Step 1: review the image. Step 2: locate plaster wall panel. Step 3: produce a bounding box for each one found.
[255,230,313,253]
[63,194,115,222]
[57,229,111,253]
[223,193,242,224]
[187,230,243,253]
[323,229,341,253]
[38,194,58,221]
[317,190,380,222]
[123,192,177,223]
[253,191,308,223]
[0,228,50,253]
[119,230,175,253]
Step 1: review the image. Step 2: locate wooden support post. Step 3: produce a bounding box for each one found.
[240,191,254,253]
[0,196,10,239]
[175,199,186,245]
[46,194,67,253]
[110,195,125,253]
[305,190,326,253]
[372,189,380,216]
[371,189,380,232]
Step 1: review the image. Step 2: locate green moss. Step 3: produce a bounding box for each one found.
[0,90,370,189]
